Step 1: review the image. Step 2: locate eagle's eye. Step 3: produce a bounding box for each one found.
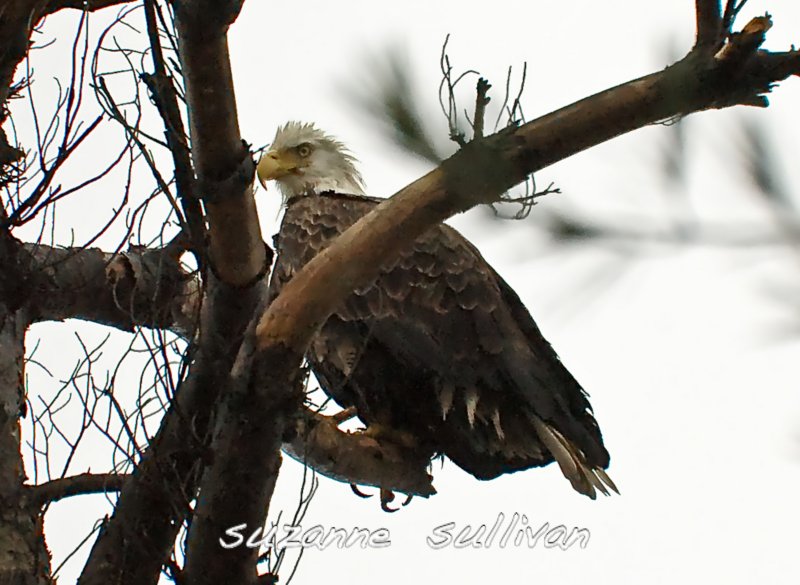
[296,143,313,158]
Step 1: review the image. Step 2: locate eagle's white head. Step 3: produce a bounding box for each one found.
[256,121,366,201]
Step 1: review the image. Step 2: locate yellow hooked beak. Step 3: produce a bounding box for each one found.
[256,149,298,189]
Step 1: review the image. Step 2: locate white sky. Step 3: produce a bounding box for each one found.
[11,1,800,583]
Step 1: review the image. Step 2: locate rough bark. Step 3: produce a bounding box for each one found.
[15,240,197,334]
[0,301,51,584]
[182,324,293,585]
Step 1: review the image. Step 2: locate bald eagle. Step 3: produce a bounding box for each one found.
[258,122,617,499]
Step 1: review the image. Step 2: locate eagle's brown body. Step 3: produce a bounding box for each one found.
[269,191,612,495]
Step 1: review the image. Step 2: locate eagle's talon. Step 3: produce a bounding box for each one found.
[350,484,373,498]
[401,494,413,507]
[380,488,398,513]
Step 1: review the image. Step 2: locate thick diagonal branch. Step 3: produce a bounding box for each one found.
[258,21,800,359]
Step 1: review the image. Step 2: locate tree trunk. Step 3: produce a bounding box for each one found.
[0,303,51,585]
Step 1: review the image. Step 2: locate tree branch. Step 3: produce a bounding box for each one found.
[182,320,289,585]
[472,77,491,139]
[0,0,136,179]
[142,0,206,266]
[28,473,126,507]
[173,0,266,287]
[43,0,136,12]
[0,0,136,101]
[273,40,787,346]
[695,0,723,49]
[283,411,435,497]
[10,240,198,335]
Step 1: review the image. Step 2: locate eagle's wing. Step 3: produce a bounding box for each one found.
[270,192,614,497]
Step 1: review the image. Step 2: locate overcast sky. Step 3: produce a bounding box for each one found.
[14,1,800,583]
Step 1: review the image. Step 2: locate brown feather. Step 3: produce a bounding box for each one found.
[269,192,615,497]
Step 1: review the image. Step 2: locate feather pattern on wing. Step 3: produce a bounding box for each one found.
[269,191,614,497]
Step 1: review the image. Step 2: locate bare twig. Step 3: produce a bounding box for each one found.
[722,0,751,33]
[438,35,479,147]
[142,0,205,266]
[472,78,491,139]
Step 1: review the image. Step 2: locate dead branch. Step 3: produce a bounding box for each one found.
[3,238,198,335]
[438,35,478,146]
[28,472,126,506]
[141,0,205,265]
[0,0,136,108]
[471,78,491,139]
[722,0,752,33]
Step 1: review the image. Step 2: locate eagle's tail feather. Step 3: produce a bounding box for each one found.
[530,414,618,499]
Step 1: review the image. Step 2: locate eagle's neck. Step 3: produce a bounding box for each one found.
[284,191,384,211]
[277,174,365,203]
